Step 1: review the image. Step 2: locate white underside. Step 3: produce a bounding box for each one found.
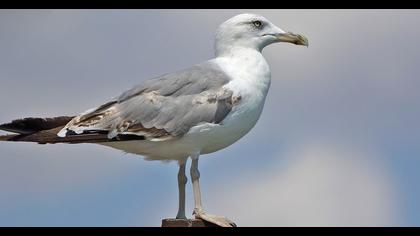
[101,49,271,161]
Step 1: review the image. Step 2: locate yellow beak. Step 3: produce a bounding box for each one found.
[276,32,309,47]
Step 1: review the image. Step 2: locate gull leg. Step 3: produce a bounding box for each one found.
[176,158,188,219]
[190,153,236,227]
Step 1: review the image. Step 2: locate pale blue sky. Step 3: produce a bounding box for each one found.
[0,10,419,226]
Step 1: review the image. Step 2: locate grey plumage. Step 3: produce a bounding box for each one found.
[59,61,236,140]
[117,61,231,101]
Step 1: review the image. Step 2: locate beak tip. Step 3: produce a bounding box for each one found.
[297,41,308,47]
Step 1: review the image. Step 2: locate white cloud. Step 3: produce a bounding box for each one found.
[205,142,399,226]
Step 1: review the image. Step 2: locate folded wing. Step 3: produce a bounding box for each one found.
[58,61,235,142]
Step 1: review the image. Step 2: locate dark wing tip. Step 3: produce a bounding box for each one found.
[0,116,75,134]
[0,122,32,134]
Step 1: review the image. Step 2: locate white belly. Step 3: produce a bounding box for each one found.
[101,90,267,161]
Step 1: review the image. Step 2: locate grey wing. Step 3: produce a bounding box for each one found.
[58,61,236,141]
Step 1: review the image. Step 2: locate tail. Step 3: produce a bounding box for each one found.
[0,116,142,144]
[0,134,17,141]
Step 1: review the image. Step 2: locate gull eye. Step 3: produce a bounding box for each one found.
[252,20,263,28]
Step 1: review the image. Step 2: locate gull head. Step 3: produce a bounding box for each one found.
[215,13,308,56]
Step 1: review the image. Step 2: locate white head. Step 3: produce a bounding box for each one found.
[215,13,308,56]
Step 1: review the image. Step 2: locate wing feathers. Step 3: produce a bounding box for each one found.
[0,116,74,134]
[59,62,235,140]
[0,126,147,144]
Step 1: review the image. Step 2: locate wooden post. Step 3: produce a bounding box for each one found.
[161,218,220,227]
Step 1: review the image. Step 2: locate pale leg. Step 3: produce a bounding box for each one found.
[190,153,236,227]
[176,158,188,219]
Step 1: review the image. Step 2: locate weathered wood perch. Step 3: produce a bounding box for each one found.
[161,218,221,227]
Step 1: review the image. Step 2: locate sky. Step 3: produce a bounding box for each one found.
[0,9,419,226]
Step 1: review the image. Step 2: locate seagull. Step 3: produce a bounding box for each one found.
[0,13,308,227]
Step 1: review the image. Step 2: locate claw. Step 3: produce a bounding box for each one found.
[193,208,237,227]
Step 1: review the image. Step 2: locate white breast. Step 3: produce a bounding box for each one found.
[184,48,272,154]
